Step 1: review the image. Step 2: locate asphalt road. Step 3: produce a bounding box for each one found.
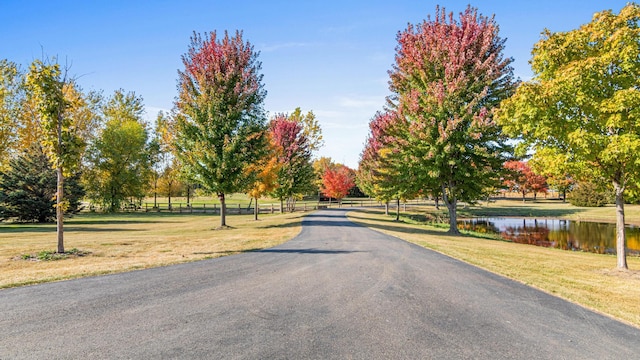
[1,209,639,359]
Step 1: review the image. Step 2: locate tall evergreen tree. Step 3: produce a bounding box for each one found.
[0,145,83,222]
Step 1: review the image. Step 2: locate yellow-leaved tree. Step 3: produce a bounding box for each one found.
[497,4,640,269]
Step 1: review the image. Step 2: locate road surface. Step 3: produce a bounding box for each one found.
[1,209,639,359]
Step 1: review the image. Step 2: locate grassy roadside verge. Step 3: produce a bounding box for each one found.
[347,208,640,328]
[0,212,303,289]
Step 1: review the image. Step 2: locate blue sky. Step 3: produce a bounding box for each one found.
[1,0,629,168]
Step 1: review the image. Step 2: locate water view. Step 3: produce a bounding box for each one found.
[459,218,640,256]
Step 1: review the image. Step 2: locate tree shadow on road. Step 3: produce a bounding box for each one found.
[257,248,358,254]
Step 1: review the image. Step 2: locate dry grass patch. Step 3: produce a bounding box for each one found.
[0,212,303,288]
[347,209,640,328]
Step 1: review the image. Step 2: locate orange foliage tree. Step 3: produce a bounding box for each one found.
[320,164,355,206]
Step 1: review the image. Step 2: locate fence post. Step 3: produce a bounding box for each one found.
[179,204,182,213]
[271,204,274,214]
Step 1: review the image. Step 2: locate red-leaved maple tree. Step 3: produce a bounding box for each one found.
[269,114,315,212]
[174,30,267,228]
[503,160,547,202]
[387,5,515,234]
[321,164,355,206]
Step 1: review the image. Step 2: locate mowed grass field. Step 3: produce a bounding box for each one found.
[347,199,640,328]
[0,212,303,288]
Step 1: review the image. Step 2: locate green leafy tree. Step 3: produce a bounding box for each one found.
[83,90,151,212]
[174,30,268,227]
[25,59,90,253]
[528,149,574,202]
[157,159,183,210]
[388,6,515,233]
[497,4,640,269]
[288,107,324,153]
[358,111,417,218]
[569,181,612,207]
[0,145,83,222]
[0,59,23,171]
[268,114,315,212]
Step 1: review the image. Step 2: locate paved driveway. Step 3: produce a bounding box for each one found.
[1,209,639,359]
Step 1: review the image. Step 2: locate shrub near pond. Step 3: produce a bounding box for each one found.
[569,182,613,207]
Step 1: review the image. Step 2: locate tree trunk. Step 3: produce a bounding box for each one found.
[522,190,526,203]
[153,179,158,208]
[395,198,400,221]
[187,185,191,206]
[613,181,628,269]
[279,199,284,214]
[562,189,566,203]
[56,166,64,253]
[434,196,440,210]
[219,192,227,227]
[384,201,389,215]
[254,197,259,221]
[442,184,460,235]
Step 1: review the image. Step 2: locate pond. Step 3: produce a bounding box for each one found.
[458,217,640,256]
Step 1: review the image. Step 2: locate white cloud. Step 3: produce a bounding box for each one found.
[143,106,171,125]
[337,95,383,109]
[259,42,311,52]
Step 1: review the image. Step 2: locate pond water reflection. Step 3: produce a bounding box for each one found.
[458,218,640,256]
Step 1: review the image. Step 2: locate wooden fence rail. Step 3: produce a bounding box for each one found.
[114,198,434,214]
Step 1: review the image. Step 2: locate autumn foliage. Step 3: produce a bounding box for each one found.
[268,113,315,212]
[503,160,547,201]
[383,5,515,233]
[321,165,355,204]
[174,30,267,227]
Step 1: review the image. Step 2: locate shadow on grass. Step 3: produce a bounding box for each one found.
[66,227,146,232]
[459,204,585,218]
[0,225,147,234]
[68,219,167,225]
[0,225,56,233]
[347,210,448,237]
[349,210,521,243]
